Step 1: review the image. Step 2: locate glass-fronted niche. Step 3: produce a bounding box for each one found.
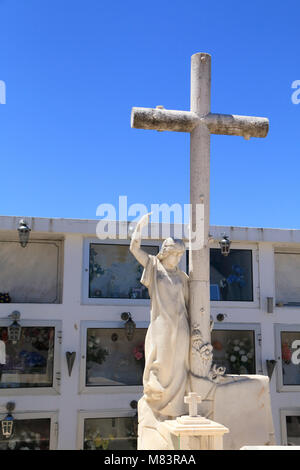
[275,325,300,391]
[0,320,61,394]
[77,411,137,450]
[0,240,63,303]
[211,324,262,375]
[83,240,159,304]
[80,323,147,393]
[0,411,58,450]
[186,248,255,303]
[275,250,300,307]
[210,249,253,302]
[280,409,300,446]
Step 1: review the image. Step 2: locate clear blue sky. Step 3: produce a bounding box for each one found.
[0,0,299,229]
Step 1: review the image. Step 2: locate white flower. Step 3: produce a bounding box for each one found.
[241,355,248,363]
[247,352,253,359]
[233,339,240,345]
[239,349,246,355]
[233,346,240,351]
[230,355,236,362]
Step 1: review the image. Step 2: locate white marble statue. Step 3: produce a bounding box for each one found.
[130,213,189,417]
[130,213,191,449]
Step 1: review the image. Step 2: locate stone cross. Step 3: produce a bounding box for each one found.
[184,392,202,417]
[131,53,269,380]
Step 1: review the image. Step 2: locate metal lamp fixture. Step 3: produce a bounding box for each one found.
[219,233,231,256]
[17,219,31,248]
[7,311,21,344]
[1,402,15,439]
[121,312,136,341]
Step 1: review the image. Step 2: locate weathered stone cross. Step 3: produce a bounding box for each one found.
[131,53,269,379]
[184,392,202,417]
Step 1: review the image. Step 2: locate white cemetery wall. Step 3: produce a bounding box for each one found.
[0,217,298,448]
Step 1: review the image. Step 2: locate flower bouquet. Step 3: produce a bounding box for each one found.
[84,431,113,450]
[225,337,254,374]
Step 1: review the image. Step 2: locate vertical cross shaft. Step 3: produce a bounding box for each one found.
[189,53,212,377]
[130,52,269,381]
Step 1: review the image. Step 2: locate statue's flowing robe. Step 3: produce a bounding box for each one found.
[141,255,190,417]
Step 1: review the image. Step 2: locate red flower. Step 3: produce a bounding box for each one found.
[212,340,223,351]
[134,343,144,361]
[135,351,143,360]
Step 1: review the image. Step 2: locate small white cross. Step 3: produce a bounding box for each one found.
[184,392,202,417]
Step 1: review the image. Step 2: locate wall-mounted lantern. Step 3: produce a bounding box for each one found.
[17,219,31,248]
[7,311,21,344]
[266,360,277,380]
[121,312,136,341]
[1,402,15,439]
[219,233,231,256]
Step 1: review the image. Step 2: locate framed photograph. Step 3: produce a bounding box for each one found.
[82,239,160,305]
[77,409,137,450]
[0,240,63,304]
[187,245,259,308]
[0,410,58,450]
[79,321,148,394]
[275,250,300,306]
[280,408,300,445]
[0,319,62,396]
[211,323,262,375]
[275,324,300,392]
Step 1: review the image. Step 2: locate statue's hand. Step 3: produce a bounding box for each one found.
[136,212,152,232]
[144,370,164,402]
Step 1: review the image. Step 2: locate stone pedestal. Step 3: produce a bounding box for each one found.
[160,415,229,450]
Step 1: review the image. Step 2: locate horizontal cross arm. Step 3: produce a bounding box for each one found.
[131,107,269,139]
[131,107,199,132]
[202,113,269,139]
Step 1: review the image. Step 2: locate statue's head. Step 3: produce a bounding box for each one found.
[157,238,185,269]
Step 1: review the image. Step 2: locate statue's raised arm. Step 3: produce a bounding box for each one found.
[129,212,152,267]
